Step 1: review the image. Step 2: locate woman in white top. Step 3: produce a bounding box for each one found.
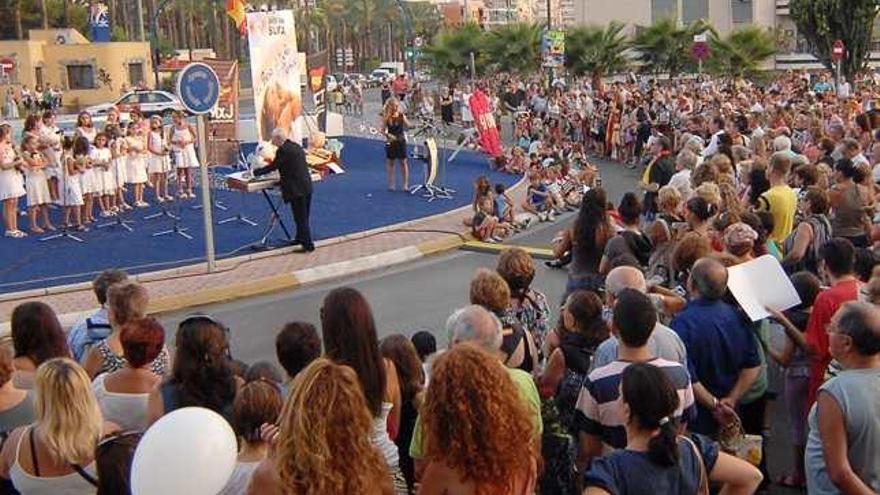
[89,133,115,218]
[0,125,26,238]
[171,111,198,198]
[218,381,281,495]
[125,125,149,207]
[0,358,118,494]
[39,111,62,203]
[147,116,171,203]
[92,317,164,431]
[320,287,406,493]
[20,135,53,233]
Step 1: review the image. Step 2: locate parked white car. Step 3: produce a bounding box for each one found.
[85,90,185,117]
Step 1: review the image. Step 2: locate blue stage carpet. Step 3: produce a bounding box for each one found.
[0,137,518,294]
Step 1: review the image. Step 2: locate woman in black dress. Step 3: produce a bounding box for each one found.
[382,98,410,191]
[440,87,454,125]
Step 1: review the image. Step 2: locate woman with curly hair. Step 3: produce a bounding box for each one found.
[247,358,393,495]
[418,345,539,494]
[496,247,551,356]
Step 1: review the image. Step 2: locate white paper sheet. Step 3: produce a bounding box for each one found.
[726,254,802,322]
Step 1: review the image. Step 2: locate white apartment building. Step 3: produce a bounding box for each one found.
[572,0,880,71]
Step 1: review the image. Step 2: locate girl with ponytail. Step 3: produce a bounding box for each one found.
[584,363,763,495]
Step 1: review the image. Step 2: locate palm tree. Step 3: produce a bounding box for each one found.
[484,22,541,74]
[632,18,711,76]
[708,26,776,78]
[39,0,49,29]
[565,21,630,89]
[422,22,485,81]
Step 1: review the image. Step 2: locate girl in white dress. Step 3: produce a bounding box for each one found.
[40,111,62,203]
[75,111,97,146]
[80,139,97,225]
[460,85,474,128]
[21,134,53,233]
[0,125,26,238]
[171,111,198,198]
[90,133,115,217]
[64,137,86,230]
[126,125,149,207]
[108,125,131,211]
[147,116,171,202]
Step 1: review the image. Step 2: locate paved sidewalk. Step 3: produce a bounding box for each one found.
[0,177,526,327]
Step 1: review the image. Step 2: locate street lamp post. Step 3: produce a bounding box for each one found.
[394,0,416,79]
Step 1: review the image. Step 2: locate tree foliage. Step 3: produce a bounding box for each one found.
[564,22,629,82]
[708,26,776,77]
[790,0,880,81]
[631,18,711,76]
[484,22,542,74]
[422,23,485,80]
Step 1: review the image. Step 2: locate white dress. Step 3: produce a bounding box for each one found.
[39,126,62,179]
[76,126,97,145]
[89,147,115,195]
[172,127,200,169]
[112,139,128,186]
[92,373,150,431]
[461,92,474,123]
[23,154,50,207]
[80,159,97,195]
[125,137,148,184]
[64,161,84,206]
[147,131,169,174]
[0,146,25,201]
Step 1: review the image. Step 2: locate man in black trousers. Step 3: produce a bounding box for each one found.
[254,128,315,252]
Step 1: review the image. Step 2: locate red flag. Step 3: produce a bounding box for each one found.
[226,0,247,35]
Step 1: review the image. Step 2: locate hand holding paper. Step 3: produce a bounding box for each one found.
[726,255,802,322]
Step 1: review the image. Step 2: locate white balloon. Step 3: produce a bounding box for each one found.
[131,407,238,495]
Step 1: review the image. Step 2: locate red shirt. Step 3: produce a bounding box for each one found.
[805,278,860,405]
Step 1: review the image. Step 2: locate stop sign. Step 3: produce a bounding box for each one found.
[832,40,845,61]
[0,57,14,75]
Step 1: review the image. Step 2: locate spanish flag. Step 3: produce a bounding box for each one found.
[226,0,247,35]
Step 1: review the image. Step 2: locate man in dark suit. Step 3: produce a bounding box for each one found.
[254,128,314,252]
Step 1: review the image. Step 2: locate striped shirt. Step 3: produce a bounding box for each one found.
[574,358,697,450]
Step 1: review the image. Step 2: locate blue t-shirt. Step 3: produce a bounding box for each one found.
[670,299,761,434]
[529,184,547,206]
[585,434,719,495]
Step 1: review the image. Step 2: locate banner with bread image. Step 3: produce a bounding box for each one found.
[246,10,302,143]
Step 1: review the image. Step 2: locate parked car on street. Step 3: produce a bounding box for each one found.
[85,90,185,117]
[369,69,392,86]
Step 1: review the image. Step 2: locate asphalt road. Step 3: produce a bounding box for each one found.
[155,98,802,492]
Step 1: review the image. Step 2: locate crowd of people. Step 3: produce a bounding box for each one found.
[0,107,201,237]
[3,86,64,120]
[1,68,880,494]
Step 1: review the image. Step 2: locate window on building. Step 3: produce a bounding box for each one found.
[66,65,95,90]
[683,0,709,22]
[731,0,753,24]
[652,0,676,22]
[34,67,43,88]
[128,62,145,87]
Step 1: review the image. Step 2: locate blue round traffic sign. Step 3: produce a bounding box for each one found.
[176,63,220,115]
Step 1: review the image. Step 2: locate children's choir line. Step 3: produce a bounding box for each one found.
[0,108,201,238]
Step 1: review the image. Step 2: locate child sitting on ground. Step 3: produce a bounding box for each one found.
[522,171,553,222]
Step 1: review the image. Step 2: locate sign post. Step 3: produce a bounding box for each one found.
[832,39,845,84]
[176,62,221,273]
[692,34,709,74]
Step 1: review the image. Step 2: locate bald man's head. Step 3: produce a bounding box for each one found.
[689,257,728,300]
[605,266,647,305]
